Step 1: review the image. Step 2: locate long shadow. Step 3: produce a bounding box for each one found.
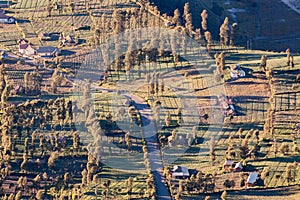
[263,156,300,163]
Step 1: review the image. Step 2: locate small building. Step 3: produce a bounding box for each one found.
[171,165,190,179]
[36,46,59,58]
[234,162,243,172]
[19,44,35,55]
[246,172,259,187]
[223,160,234,170]
[0,12,15,24]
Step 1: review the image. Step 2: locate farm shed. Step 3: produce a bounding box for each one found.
[170,165,190,179]
[36,46,59,58]
[246,172,259,187]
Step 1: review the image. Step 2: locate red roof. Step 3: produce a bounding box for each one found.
[19,44,29,49]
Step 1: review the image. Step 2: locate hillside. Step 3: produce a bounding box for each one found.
[151,0,300,52]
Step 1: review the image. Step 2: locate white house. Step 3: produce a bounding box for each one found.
[171,165,190,179]
[234,162,243,172]
[246,172,259,187]
[0,12,15,24]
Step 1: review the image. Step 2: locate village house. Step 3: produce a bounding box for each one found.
[223,160,234,171]
[223,160,243,172]
[170,165,190,179]
[233,162,243,172]
[36,46,60,58]
[0,11,15,24]
[19,44,35,55]
[246,172,259,187]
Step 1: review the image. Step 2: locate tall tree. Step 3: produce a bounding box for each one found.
[219,17,230,46]
[47,0,53,17]
[201,9,208,31]
[173,9,181,26]
[204,31,212,53]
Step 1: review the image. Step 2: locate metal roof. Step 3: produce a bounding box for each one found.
[247,172,259,184]
[36,46,58,54]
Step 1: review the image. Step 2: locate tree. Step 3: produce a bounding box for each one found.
[201,9,208,31]
[165,112,171,126]
[204,31,212,53]
[81,168,87,186]
[219,17,230,46]
[36,190,44,200]
[50,69,63,93]
[260,55,267,71]
[261,167,270,179]
[273,138,278,157]
[112,10,124,34]
[209,138,216,164]
[183,2,190,20]
[195,28,202,42]
[1,80,11,109]
[286,48,291,66]
[285,164,294,183]
[47,0,53,17]
[279,142,289,155]
[185,13,194,35]
[223,179,235,188]
[173,9,181,26]
[15,191,22,200]
[68,1,75,14]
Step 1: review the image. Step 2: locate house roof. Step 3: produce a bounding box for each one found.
[36,46,58,54]
[224,160,234,166]
[19,44,29,49]
[234,162,243,169]
[246,172,259,184]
